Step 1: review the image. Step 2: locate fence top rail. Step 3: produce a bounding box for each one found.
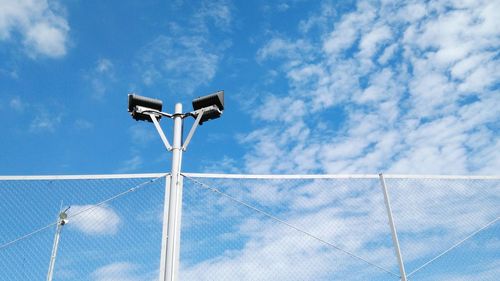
[182,173,500,180]
[0,173,499,181]
[0,173,168,181]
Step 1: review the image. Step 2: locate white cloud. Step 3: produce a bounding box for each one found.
[212,2,500,279]
[68,204,121,235]
[358,24,392,59]
[195,0,232,31]
[116,155,143,173]
[322,1,376,56]
[9,96,24,112]
[254,95,307,123]
[248,0,500,175]
[91,262,142,281]
[86,58,115,100]
[298,2,335,34]
[96,58,113,73]
[129,124,156,145]
[136,0,231,95]
[257,37,313,63]
[202,155,241,174]
[29,110,61,132]
[0,0,69,58]
[0,67,18,78]
[8,98,66,132]
[24,20,67,57]
[138,35,219,95]
[149,2,500,280]
[195,2,499,275]
[74,118,93,130]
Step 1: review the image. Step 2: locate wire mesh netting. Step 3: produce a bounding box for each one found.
[0,174,499,280]
[180,176,401,281]
[0,176,166,281]
[384,178,500,281]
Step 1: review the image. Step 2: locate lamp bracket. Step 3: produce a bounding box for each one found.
[181,105,220,151]
[134,106,174,119]
[148,113,173,151]
[133,105,221,152]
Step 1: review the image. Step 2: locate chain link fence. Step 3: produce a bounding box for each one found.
[180,176,399,281]
[0,175,166,281]
[0,174,498,280]
[384,177,500,281]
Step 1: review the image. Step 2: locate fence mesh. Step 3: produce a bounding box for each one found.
[180,176,401,281]
[0,176,165,281]
[0,174,498,280]
[385,178,500,281]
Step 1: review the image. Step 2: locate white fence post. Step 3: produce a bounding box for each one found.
[379,173,407,281]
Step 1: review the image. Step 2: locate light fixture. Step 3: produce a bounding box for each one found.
[191,90,224,124]
[126,89,224,281]
[128,93,163,122]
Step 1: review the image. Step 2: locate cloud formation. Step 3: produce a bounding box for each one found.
[180,175,499,280]
[0,0,69,58]
[180,1,500,279]
[68,204,121,235]
[91,262,145,281]
[246,0,500,175]
[85,58,116,100]
[136,0,232,95]
[139,35,219,94]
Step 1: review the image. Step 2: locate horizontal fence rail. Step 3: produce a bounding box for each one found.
[0,173,498,280]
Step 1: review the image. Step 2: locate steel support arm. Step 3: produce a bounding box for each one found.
[149,114,173,151]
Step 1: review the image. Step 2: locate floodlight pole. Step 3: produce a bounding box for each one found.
[160,103,184,281]
[130,92,223,281]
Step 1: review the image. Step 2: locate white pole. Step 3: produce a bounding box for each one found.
[160,103,184,281]
[47,217,64,281]
[158,176,171,281]
[379,174,407,281]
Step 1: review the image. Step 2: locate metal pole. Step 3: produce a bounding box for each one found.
[161,103,184,281]
[47,217,64,281]
[158,176,171,281]
[379,173,407,281]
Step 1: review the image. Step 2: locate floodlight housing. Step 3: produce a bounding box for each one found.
[59,212,68,225]
[59,213,67,220]
[128,93,163,122]
[192,90,224,124]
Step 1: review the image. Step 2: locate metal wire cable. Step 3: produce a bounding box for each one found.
[0,222,58,251]
[0,175,166,251]
[182,174,400,277]
[407,216,499,277]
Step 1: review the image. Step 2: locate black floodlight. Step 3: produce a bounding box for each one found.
[128,93,163,122]
[192,90,224,124]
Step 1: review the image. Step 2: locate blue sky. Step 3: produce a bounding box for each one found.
[0,0,499,280]
[1,0,498,176]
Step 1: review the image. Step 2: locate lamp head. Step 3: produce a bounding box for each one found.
[59,211,68,225]
[128,94,163,122]
[192,90,224,124]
